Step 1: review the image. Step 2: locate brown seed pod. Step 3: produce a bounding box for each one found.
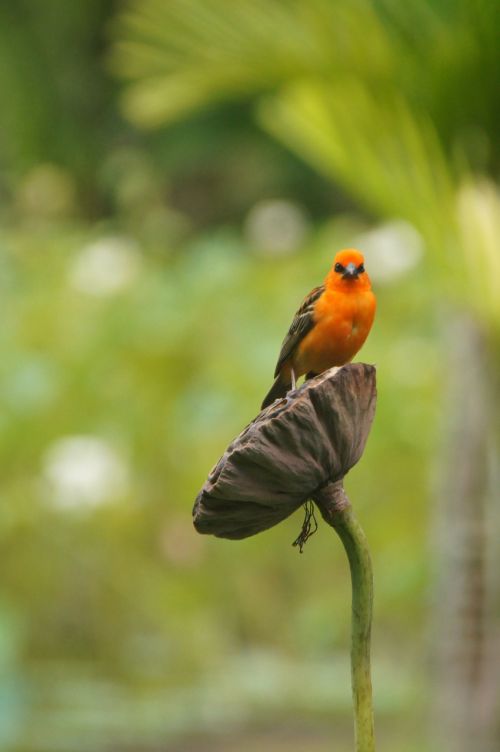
[193,363,376,541]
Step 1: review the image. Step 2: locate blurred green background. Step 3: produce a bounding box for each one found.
[1,1,499,750]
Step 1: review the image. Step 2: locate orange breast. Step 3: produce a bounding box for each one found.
[293,288,376,376]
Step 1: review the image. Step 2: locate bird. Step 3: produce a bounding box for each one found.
[261,248,376,409]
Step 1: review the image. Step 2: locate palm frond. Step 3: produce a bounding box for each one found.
[259,78,458,253]
[110,0,393,127]
[110,0,500,322]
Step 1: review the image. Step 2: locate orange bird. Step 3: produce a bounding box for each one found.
[262,249,376,409]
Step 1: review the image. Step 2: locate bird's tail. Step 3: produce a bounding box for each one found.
[261,373,290,410]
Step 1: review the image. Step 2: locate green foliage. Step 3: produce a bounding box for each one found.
[112,0,500,171]
[1,219,437,749]
[260,81,457,248]
[110,0,396,128]
[113,0,500,325]
[0,1,120,188]
[0,1,498,749]
[260,85,500,324]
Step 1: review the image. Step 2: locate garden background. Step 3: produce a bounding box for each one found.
[1,2,499,750]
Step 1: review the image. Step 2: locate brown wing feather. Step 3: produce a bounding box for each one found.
[274,284,325,377]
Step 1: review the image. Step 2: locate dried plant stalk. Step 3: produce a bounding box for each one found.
[193,363,377,751]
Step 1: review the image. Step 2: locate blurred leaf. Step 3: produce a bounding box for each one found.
[112,0,500,170]
[110,0,394,127]
[112,0,500,323]
[259,78,457,253]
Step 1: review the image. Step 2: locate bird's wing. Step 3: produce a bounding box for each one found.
[274,284,325,377]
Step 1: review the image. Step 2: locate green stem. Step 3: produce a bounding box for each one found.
[315,481,375,752]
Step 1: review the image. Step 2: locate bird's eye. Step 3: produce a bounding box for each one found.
[357,264,365,274]
[334,262,344,273]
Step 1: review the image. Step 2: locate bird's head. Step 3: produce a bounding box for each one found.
[327,249,371,290]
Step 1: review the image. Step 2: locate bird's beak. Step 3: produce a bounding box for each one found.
[342,262,359,280]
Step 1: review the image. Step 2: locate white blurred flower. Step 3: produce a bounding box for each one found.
[244,199,310,256]
[354,220,424,283]
[42,435,129,509]
[69,236,142,296]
